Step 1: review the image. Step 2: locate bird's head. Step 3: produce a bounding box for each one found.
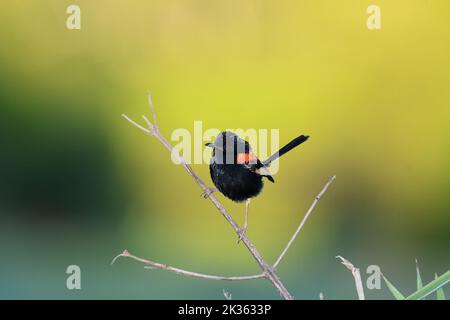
[206,131,253,164]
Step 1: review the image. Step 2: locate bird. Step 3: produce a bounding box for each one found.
[205,131,309,241]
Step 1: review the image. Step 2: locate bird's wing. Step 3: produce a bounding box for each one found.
[255,165,275,182]
[237,151,275,182]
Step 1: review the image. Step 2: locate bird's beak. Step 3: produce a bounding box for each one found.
[205,143,214,148]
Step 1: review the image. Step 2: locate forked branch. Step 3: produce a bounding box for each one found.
[115,93,335,299]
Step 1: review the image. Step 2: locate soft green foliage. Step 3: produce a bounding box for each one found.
[382,274,405,300]
[405,271,450,300]
[383,266,449,300]
[436,274,447,300]
[415,259,423,291]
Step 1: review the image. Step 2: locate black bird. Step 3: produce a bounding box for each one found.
[205,131,309,240]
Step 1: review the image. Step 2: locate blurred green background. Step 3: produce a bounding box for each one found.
[0,0,449,299]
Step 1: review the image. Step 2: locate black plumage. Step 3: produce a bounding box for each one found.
[210,160,264,202]
[207,131,309,202]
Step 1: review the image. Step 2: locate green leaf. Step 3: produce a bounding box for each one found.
[382,274,405,300]
[406,270,450,300]
[435,273,447,301]
[415,259,423,291]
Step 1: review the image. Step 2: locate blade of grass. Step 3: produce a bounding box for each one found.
[435,273,447,300]
[415,259,423,291]
[406,270,450,300]
[382,274,405,300]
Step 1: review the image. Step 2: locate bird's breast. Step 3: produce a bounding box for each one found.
[209,163,263,202]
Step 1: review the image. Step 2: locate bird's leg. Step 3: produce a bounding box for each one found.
[238,198,251,243]
[201,187,218,198]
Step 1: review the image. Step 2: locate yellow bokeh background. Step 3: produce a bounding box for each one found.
[0,1,448,299]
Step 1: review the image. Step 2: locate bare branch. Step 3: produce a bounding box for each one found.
[147,92,158,131]
[122,114,152,134]
[273,175,336,269]
[120,93,334,300]
[112,250,264,281]
[336,255,365,300]
[142,115,153,133]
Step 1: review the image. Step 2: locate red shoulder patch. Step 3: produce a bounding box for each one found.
[237,152,257,164]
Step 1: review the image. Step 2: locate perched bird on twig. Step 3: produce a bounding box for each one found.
[205,131,309,241]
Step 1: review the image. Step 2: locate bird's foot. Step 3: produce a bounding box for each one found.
[201,187,217,199]
[237,227,247,244]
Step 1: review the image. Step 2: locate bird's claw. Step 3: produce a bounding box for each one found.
[237,228,247,244]
[201,187,216,199]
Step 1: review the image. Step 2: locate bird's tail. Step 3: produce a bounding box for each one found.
[262,135,309,166]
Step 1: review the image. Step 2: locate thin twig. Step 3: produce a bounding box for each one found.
[122,114,151,134]
[273,175,336,269]
[336,255,365,300]
[112,250,264,281]
[121,93,294,299]
[147,91,158,130]
[119,93,335,299]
